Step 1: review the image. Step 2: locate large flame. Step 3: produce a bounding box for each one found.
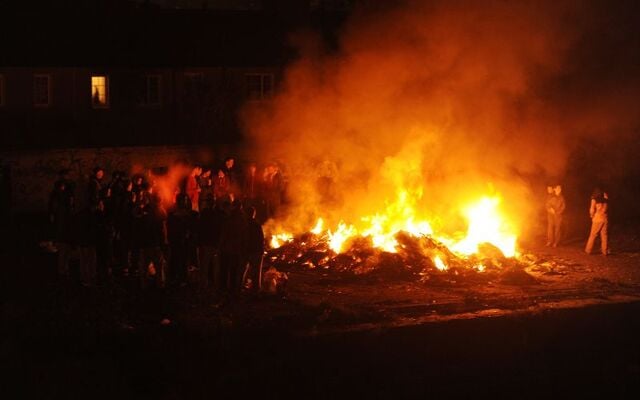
[268,186,519,267]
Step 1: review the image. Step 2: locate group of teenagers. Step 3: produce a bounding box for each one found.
[47,156,286,294]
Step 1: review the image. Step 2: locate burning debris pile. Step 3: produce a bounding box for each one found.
[266,224,532,285]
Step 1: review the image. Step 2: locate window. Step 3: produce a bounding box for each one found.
[184,72,204,99]
[34,74,51,107]
[140,74,162,106]
[0,74,4,106]
[91,75,109,108]
[246,73,274,100]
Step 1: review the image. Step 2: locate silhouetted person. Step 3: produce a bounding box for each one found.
[222,157,240,198]
[198,167,214,211]
[197,198,224,290]
[262,163,283,220]
[49,180,74,278]
[138,197,167,289]
[167,193,196,287]
[546,185,565,247]
[88,167,107,210]
[585,188,609,256]
[213,169,230,203]
[219,200,247,294]
[186,165,202,212]
[243,206,264,293]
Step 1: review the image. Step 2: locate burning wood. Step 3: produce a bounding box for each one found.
[266,226,530,285]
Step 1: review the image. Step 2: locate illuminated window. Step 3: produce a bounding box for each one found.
[34,74,51,107]
[0,74,4,106]
[91,75,109,108]
[246,73,274,100]
[141,74,162,106]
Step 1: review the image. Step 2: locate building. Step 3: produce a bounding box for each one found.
[0,1,350,149]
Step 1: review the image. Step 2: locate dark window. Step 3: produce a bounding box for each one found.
[34,74,51,107]
[184,73,204,100]
[246,73,274,100]
[141,74,162,106]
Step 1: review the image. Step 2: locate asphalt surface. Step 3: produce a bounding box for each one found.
[2,220,640,398]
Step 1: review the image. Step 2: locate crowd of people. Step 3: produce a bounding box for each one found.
[47,156,285,293]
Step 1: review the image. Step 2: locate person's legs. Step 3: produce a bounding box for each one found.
[600,220,608,255]
[546,213,553,246]
[585,220,604,253]
[553,215,563,246]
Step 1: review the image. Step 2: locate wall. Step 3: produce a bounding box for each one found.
[0,145,238,212]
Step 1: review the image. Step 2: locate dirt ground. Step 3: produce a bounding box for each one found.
[2,218,640,398]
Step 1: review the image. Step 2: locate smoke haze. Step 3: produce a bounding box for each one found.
[242,0,640,238]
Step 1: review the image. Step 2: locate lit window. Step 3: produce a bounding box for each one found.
[246,73,274,100]
[91,75,109,108]
[0,74,4,106]
[34,74,51,107]
[141,74,162,106]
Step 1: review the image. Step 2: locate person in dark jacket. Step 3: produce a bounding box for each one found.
[88,167,107,210]
[222,157,240,198]
[167,193,196,287]
[219,199,247,294]
[198,167,214,211]
[75,205,99,287]
[197,198,224,290]
[49,180,75,277]
[243,206,264,293]
[137,196,167,289]
[94,199,114,285]
[108,174,130,277]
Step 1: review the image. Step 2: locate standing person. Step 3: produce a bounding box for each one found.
[262,163,283,220]
[222,157,240,197]
[197,198,224,290]
[219,200,247,295]
[88,167,107,210]
[167,193,196,287]
[213,169,230,203]
[138,196,168,289]
[546,184,566,247]
[585,188,609,256]
[198,167,214,211]
[545,186,554,246]
[75,205,99,287]
[94,199,114,285]
[243,206,264,293]
[243,162,266,224]
[186,165,202,212]
[49,180,75,278]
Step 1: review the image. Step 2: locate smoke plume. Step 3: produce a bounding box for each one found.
[242,0,640,238]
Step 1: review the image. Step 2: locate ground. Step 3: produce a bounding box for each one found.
[2,217,640,398]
